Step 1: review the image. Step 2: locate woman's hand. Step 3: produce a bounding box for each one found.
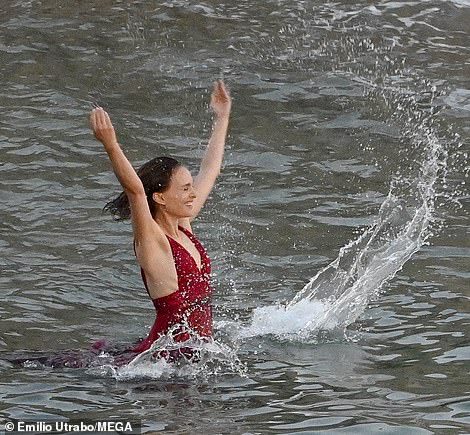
[90,107,118,147]
[187,80,230,223]
[210,80,231,119]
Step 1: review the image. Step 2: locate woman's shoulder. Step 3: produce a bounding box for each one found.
[133,221,169,251]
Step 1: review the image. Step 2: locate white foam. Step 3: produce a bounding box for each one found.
[448,0,470,7]
[238,299,329,339]
[109,334,246,380]
[115,356,176,380]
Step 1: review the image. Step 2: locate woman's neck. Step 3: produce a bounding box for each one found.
[154,212,181,240]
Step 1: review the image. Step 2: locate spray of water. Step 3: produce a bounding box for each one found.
[86,328,247,380]
[239,117,445,341]
[236,31,452,341]
[120,340,244,380]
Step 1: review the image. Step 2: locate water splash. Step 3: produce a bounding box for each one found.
[236,299,328,340]
[238,71,449,342]
[240,133,443,340]
[91,334,247,381]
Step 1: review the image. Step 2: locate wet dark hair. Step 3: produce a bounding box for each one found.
[104,156,182,221]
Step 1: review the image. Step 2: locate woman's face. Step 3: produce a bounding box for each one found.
[161,166,197,218]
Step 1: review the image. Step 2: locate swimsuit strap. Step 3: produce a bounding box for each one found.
[177,226,203,253]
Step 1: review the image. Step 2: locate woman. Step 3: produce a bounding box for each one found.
[90,80,231,360]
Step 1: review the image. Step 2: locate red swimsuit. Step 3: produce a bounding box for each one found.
[132,226,213,353]
[5,227,212,369]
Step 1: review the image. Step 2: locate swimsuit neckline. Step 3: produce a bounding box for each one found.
[165,226,204,273]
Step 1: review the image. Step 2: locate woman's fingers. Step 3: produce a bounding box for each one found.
[214,80,228,101]
[216,80,224,95]
[211,80,231,110]
[90,107,102,131]
[90,107,112,132]
[97,107,107,129]
[219,80,229,99]
[103,109,113,128]
[89,109,97,131]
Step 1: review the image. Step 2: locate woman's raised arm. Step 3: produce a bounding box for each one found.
[90,108,144,196]
[89,107,157,239]
[191,80,231,218]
